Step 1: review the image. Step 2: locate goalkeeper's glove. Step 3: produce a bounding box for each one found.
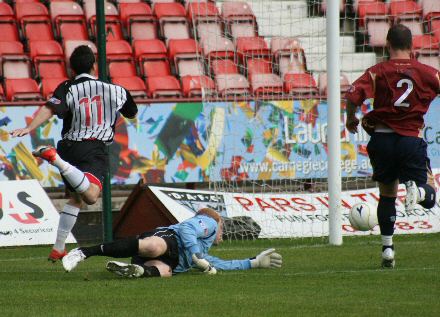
[192,253,217,275]
[250,248,282,269]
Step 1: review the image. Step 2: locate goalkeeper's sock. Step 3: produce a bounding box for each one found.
[417,184,436,209]
[377,196,397,236]
[140,265,161,278]
[81,237,139,258]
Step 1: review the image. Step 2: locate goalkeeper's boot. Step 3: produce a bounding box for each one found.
[48,248,67,262]
[62,248,86,272]
[32,145,57,164]
[106,261,144,278]
[404,180,419,212]
[381,247,395,269]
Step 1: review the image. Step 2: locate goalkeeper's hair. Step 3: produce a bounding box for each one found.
[196,208,222,224]
[387,24,412,51]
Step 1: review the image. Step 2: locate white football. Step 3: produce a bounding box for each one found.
[349,202,378,231]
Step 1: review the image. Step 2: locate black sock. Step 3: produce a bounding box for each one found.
[81,237,139,258]
[141,265,161,278]
[418,184,436,209]
[377,196,397,236]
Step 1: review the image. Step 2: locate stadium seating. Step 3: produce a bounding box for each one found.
[146,76,182,98]
[318,73,351,96]
[284,73,318,96]
[112,76,148,99]
[16,2,54,43]
[29,41,67,79]
[119,2,157,42]
[168,39,203,77]
[84,1,123,41]
[5,78,42,101]
[154,3,190,42]
[181,75,215,97]
[251,73,284,96]
[41,77,68,98]
[201,36,235,61]
[215,73,250,96]
[50,1,88,42]
[222,1,257,39]
[187,2,222,41]
[0,3,20,42]
[210,59,239,76]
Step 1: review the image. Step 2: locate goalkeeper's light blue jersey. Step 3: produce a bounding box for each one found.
[165,214,252,273]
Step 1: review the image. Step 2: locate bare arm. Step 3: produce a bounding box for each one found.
[10,105,54,137]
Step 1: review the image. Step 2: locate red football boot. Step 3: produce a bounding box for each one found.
[32,145,57,163]
[48,248,67,262]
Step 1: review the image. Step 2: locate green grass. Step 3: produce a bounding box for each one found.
[1,234,439,317]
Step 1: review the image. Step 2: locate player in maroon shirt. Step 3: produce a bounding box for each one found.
[345,24,438,268]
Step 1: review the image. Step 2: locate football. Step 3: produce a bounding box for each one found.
[349,202,378,231]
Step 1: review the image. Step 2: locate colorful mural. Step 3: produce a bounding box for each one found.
[1,98,439,187]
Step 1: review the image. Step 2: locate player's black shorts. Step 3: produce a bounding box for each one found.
[57,139,108,191]
[131,229,179,270]
[367,132,432,185]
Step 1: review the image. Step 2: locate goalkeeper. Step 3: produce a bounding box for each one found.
[62,207,282,278]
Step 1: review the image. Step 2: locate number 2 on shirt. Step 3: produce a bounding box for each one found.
[394,79,413,108]
[79,95,103,127]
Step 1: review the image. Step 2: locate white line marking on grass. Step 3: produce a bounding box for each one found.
[0,256,47,262]
[227,267,439,277]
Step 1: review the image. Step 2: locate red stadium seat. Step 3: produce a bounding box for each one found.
[246,58,272,81]
[15,2,49,21]
[270,37,302,58]
[168,39,204,77]
[119,3,157,41]
[277,50,307,77]
[84,1,123,41]
[357,2,387,28]
[41,77,68,98]
[107,40,133,59]
[284,73,318,96]
[422,0,440,18]
[36,60,67,79]
[318,73,351,96]
[154,3,190,41]
[412,34,439,52]
[0,41,24,56]
[221,1,257,39]
[366,17,391,47]
[0,3,14,20]
[2,55,32,79]
[108,59,137,78]
[211,59,239,76]
[427,14,440,42]
[215,73,250,96]
[201,36,235,61]
[0,20,20,42]
[5,78,42,101]
[29,41,64,61]
[142,59,171,78]
[181,75,215,97]
[389,1,421,19]
[133,39,167,60]
[50,1,88,42]
[236,37,271,62]
[146,75,182,98]
[112,76,148,99]
[251,74,283,96]
[188,2,222,40]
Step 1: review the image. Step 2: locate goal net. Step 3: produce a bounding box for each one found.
[186,0,440,239]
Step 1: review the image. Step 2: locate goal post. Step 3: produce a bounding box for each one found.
[327,1,343,245]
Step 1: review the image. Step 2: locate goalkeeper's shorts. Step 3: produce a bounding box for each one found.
[132,229,179,269]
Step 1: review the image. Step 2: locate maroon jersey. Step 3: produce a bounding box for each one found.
[345,59,440,137]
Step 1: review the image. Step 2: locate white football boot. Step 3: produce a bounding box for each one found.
[62,248,86,272]
[404,181,420,212]
[106,261,144,278]
[381,248,395,269]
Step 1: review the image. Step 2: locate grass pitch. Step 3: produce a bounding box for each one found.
[0,234,439,317]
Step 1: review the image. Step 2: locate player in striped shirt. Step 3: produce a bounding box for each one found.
[62,208,282,278]
[11,45,138,262]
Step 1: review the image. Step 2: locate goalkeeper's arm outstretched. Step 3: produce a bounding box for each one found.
[62,207,282,278]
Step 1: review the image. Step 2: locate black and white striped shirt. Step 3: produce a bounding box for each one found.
[47,73,138,142]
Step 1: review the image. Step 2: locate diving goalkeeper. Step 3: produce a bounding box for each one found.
[62,207,282,278]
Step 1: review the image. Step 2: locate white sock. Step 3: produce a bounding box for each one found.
[52,154,70,173]
[418,187,426,202]
[61,164,91,193]
[53,204,80,252]
[381,235,393,248]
